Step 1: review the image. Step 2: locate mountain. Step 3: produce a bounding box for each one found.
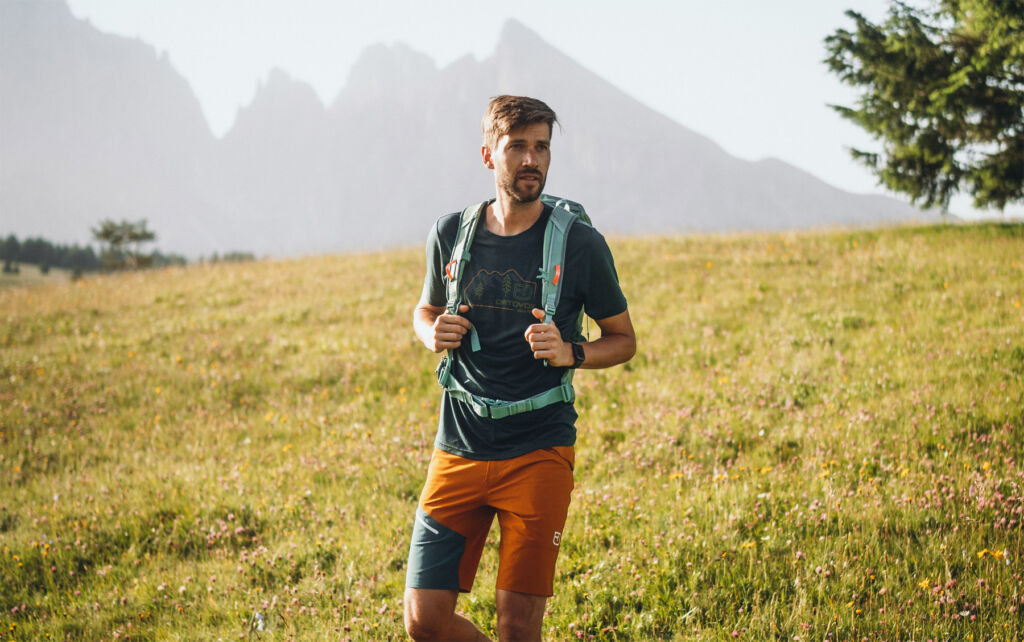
[206,69,336,254]
[0,0,218,253]
[0,3,927,257]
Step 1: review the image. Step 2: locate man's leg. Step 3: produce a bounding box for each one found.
[490,446,575,640]
[404,587,491,642]
[405,450,495,638]
[495,589,547,642]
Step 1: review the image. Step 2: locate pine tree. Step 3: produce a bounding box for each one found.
[825,0,1024,211]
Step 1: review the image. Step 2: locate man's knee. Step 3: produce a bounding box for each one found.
[498,619,540,642]
[404,588,458,641]
[405,615,441,641]
[496,589,546,642]
[405,606,446,640]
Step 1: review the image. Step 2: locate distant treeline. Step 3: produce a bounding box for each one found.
[2,234,101,274]
[207,252,257,263]
[1,233,189,275]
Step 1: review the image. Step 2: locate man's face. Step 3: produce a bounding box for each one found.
[483,122,551,204]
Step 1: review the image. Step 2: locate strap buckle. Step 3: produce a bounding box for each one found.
[435,356,452,387]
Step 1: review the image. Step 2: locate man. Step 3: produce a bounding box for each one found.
[404,95,636,641]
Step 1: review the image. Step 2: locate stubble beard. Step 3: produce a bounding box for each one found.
[499,170,546,204]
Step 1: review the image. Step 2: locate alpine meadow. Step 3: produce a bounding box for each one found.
[2,223,1023,641]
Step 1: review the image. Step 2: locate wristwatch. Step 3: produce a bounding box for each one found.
[570,342,586,369]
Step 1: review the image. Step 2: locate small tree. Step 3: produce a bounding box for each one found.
[825,0,1024,212]
[124,220,156,269]
[92,219,126,269]
[91,219,157,270]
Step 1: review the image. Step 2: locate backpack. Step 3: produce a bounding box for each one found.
[434,194,592,419]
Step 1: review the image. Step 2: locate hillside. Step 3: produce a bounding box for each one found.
[1,223,1022,639]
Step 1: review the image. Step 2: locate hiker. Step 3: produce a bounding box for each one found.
[404,95,636,641]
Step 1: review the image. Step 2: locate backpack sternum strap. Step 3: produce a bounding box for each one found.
[443,370,575,419]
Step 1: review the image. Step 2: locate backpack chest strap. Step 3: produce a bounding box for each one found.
[441,369,576,419]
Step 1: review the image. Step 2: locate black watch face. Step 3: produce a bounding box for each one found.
[573,343,585,366]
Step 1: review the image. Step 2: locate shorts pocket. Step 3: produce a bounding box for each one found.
[542,446,575,471]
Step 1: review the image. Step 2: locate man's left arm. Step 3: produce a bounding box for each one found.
[525,308,635,369]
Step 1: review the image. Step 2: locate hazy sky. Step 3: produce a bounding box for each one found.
[63,0,1017,218]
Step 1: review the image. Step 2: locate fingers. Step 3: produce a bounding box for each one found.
[523,325,548,344]
[432,306,472,351]
[531,307,545,322]
[528,342,560,360]
[524,321,563,361]
[434,337,464,351]
[432,326,466,351]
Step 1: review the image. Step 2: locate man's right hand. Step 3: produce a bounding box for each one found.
[418,304,473,353]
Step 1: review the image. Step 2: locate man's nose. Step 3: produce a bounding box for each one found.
[522,149,538,167]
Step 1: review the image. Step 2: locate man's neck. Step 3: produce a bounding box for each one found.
[485,193,544,236]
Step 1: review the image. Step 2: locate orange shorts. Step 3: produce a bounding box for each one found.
[405,446,575,597]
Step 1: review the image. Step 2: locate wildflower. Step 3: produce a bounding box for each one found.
[977,549,1007,560]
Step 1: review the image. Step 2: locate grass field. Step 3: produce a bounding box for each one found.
[0,264,74,289]
[1,223,1022,640]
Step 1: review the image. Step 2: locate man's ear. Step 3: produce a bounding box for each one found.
[481,145,494,169]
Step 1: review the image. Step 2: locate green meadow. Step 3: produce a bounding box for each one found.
[1,264,73,290]
[2,223,1022,641]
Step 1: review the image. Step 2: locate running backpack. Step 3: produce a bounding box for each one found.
[434,194,591,419]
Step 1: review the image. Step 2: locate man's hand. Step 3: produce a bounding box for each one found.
[524,308,574,366]
[525,309,636,370]
[415,304,473,353]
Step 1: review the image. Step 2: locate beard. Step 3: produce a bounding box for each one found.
[498,168,546,204]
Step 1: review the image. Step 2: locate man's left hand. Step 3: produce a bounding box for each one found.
[524,308,573,366]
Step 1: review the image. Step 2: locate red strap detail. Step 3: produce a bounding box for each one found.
[553,264,561,285]
[445,260,457,280]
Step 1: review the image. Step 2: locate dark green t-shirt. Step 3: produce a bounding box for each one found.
[422,202,628,460]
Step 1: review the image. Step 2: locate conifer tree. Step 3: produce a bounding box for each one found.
[825,0,1024,211]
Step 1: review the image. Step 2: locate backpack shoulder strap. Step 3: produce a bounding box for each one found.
[538,206,576,324]
[537,194,591,324]
[435,202,485,389]
[445,202,484,314]
[442,202,485,357]
[540,194,592,226]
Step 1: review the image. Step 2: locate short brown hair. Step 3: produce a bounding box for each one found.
[481,95,558,149]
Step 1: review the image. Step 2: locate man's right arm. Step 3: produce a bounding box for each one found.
[413,302,473,353]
